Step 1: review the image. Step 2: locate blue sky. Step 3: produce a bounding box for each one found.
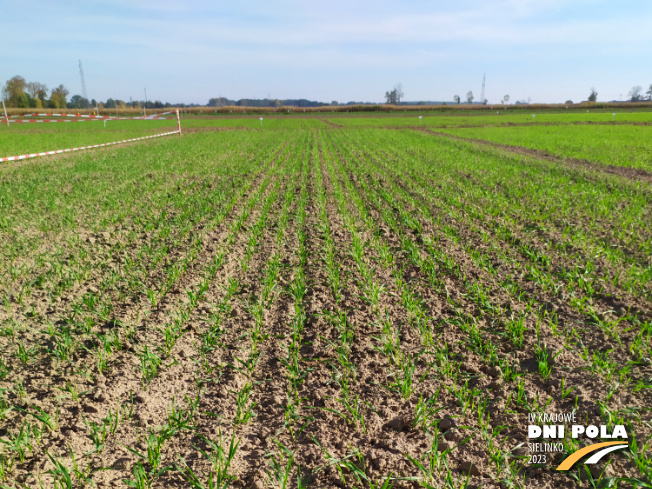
[2,0,651,104]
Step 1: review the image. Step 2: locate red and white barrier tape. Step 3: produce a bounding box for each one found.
[10,117,170,124]
[111,116,171,121]
[11,118,106,124]
[9,113,110,119]
[0,130,180,162]
[137,111,174,119]
[9,111,174,119]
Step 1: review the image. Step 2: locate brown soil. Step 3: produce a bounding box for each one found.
[319,119,343,129]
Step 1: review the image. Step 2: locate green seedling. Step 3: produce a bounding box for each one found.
[122,430,173,485]
[139,345,163,386]
[54,381,87,404]
[232,382,256,425]
[413,390,443,433]
[15,340,38,365]
[560,377,576,399]
[45,449,74,489]
[266,439,294,489]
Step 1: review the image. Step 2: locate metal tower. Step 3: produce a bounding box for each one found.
[480,73,485,104]
[79,60,88,101]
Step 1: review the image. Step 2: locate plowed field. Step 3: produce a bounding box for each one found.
[0,116,650,488]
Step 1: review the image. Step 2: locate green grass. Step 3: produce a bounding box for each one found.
[323,110,652,128]
[0,119,178,156]
[439,124,652,170]
[332,128,652,294]
[179,117,323,130]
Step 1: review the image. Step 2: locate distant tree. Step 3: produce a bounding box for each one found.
[565,100,573,104]
[208,97,234,107]
[502,94,510,104]
[629,86,643,102]
[331,100,339,106]
[68,95,90,109]
[395,83,404,104]
[647,84,652,101]
[2,75,27,106]
[26,82,48,102]
[588,87,598,102]
[105,98,117,109]
[385,89,398,104]
[17,92,30,108]
[49,84,69,108]
[466,91,474,104]
[453,95,460,104]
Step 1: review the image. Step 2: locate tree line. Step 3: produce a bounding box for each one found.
[207,97,331,108]
[1,75,187,111]
[580,86,652,103]
[6,74,652,110]
[626,85,652,102]
[385,83,652,105]
[2,76,70,109]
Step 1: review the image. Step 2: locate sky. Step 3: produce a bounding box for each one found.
[2,0,651,104]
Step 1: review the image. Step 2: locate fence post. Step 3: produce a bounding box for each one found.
[1,100,8,128]
[176,109,181,135]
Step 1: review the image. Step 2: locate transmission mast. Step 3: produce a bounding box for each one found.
[480,73,485,104]
[79,60,88,101]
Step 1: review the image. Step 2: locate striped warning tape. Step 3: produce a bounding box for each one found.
[9,113,110,119]
[11,118,107,124]
[8,111,174,119]
[137,111,174,118]
[10,117,171,124]
[113,116,171,120]
[0,130,180,162]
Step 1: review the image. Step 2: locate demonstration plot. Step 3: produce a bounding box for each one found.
[0,118,178,157]
[179,117,325,131]
[323,111,652,128]
[437,124,652,171]
[0,121,650,488]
